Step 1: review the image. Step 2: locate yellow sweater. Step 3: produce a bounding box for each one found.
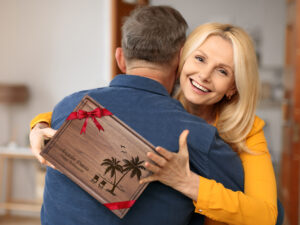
[198,116,277,225]
[30,113,277,225]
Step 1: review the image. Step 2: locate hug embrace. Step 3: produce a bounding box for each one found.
[30,5,284,225]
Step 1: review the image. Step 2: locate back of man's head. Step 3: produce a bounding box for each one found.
[121,6,188,65]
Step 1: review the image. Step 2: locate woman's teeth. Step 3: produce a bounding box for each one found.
[191,80,210,92]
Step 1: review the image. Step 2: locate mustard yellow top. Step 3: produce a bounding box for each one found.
[30,112,53,129]
[30,113,277,225]
[198,116,277,225]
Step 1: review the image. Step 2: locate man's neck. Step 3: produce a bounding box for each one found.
[126,63,177,94]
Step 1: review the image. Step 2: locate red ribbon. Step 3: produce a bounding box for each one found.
[67,107,112,134]
[103,200,136,210]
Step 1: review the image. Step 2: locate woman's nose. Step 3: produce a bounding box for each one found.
[198,67,212,82]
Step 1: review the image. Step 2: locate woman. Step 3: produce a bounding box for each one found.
[140,23,278,225]
[30,23,278,225]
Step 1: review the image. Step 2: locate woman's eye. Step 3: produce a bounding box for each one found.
[218,68,228,76]
[195,56,204,62]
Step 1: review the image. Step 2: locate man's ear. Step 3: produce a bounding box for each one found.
[115,47,126,73]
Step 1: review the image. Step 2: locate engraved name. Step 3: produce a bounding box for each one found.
[59,148,89,173]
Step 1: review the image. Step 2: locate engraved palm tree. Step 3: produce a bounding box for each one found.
[101,157,123,194]
[103,156,145,195]
[122,156,146,181]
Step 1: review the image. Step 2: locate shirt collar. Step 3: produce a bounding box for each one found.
[109,74,170,97]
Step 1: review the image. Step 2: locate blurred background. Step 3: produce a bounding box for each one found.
[0,0,298,224]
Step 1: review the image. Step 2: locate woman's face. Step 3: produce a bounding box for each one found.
[180,35,236,107]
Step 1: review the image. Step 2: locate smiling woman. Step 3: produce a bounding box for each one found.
[141,23,280,225]
[177,23,260,153]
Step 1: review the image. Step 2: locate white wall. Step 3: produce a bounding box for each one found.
[0,0,111,146]
[151,0,285,68]
[0,0,111,212]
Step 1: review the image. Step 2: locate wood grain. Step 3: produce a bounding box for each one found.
[41,95,155,218]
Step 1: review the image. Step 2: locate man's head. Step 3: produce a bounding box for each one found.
[121,5,188,65]
[115,5,188,93]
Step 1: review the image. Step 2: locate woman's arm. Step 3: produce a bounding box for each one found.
[141,117,278,225]
[30,112,53,129]
[195,150,277,225]
[198,117,278,225]
[29,112,56,168]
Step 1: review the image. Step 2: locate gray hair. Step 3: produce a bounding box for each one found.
[121,6,188,64]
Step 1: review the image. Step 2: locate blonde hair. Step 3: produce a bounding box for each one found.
[177,23,260,153]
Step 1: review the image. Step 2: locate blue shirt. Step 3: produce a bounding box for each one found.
[42,75,244,225]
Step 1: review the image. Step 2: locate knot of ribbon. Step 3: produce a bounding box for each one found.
[67,107,112,134]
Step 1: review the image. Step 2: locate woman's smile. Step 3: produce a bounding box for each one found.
[189,78,211,94]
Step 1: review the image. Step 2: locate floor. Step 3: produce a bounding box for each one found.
[0,216,40,225]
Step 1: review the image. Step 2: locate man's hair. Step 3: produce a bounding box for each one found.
[121,6,188,64]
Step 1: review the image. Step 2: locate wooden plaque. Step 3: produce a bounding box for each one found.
[41,95,156,218]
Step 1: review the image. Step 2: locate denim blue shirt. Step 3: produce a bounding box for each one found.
[42,74,244,225]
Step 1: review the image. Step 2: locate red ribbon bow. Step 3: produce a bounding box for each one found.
[67,107,112,134]
[104,200,136,210]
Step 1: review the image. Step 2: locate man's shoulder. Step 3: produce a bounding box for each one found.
[56,86,108,107]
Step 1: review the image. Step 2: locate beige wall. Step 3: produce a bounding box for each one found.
[0,0,111,146]
[0,0,111,212]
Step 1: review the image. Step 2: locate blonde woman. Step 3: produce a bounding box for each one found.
[29,23,281,225]
[140,23,278,225]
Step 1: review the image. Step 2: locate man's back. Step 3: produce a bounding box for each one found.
[42,75,244,225]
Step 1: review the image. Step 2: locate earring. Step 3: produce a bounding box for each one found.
[226,90,236,100]
[226,94,232,100]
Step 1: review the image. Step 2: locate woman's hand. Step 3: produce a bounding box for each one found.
[29,122,57,169]
[140,130,199,201]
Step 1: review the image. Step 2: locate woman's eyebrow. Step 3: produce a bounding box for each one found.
[194,50,207,58]
[218,63,234,73]
[194,49,234,72]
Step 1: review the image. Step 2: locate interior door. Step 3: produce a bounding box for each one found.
[110,0,148,78]
[280,0,300,224]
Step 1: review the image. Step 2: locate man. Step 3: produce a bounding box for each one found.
[31,6,244,225]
